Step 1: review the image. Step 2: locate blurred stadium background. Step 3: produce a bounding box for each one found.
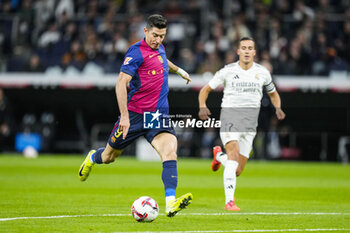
[0,0,349,162]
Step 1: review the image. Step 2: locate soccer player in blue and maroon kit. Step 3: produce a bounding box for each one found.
[78,14,193,217]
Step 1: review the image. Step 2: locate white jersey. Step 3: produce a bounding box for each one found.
[208,62,276,108]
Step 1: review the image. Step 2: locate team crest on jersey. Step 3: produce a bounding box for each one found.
[124,57,133,65]
[158,55,163,63]
[255,74,259,80]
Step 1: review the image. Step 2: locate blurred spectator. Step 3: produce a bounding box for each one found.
[129,14,146,41]
[167,21,186,60]
[0,1,14,14]
[227,15,251,45]
[37,20,61,48]
[224,50,237,64]
[61,40,87,71]
[33,0,55,31]
[84,30,104,64]
[200,128,219,158]
[274,0,292,15]
[176,118,195,157]
[0,1,15,56]
[346,6,350,20]
[184,0,201,39]
[254,12,269,51]
[298,19,313,50]
[97,8,115,41]
[178,48,196,74]
[212,20,230,56]
[23,54,45,72]
[125,0,139,15]
[288,37,311,75]
[268,18,287,60]
[103,31,128,56]
[55,0,74,23]
[103,31,127,74]
[16,0,35,47]
[259,50,271,64]
[311,32,329,75]
[164,0,183,21]
[193,40,206,70]
[197,52,222,75]
[62,21,78,42]
[336,20,350,62]
[0,88,15,151]
[260,59,273,73]
[293,0,315,22]
[273,50,294,75]
[328,48,350,72]
[266,117,281,159]
[316,0,335,14]
[0,0,349,75]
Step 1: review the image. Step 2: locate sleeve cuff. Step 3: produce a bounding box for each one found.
[120,68,135,77]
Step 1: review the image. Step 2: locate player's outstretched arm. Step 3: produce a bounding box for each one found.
[116,72,132,139]
[268,91,286,120]
[198,84,213,120]
[167,59,191,84]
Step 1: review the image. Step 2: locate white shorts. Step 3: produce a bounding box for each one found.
[219,108,258,158]
[220,131,256,158]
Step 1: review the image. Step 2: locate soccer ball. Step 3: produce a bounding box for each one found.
[131,196,159,222]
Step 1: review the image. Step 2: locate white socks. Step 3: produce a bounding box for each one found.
[216,152,239,204]
[215,152,227,166]
[166,196,175,206]
[223,160,238,204]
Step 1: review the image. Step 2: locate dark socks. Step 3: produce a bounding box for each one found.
[162,160,178,197]
[92,148,104,164]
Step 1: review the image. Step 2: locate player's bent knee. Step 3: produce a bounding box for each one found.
[163,151,177,161]
[226,151,240,160]
[225,142,240,160]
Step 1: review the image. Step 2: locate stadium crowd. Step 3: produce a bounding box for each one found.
[0,0,350,76]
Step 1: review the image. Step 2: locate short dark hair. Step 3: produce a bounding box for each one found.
[146,14,167,29]
[239,37,255,48]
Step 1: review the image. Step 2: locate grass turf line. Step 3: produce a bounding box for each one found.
[0,154,349,232]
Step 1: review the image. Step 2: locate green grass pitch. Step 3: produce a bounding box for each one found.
[0,154,349,233]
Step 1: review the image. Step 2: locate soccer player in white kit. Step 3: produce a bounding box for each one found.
[198,37,286,211]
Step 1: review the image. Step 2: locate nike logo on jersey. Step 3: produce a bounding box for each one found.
[149,54,157,58]
[124,57,133,65]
